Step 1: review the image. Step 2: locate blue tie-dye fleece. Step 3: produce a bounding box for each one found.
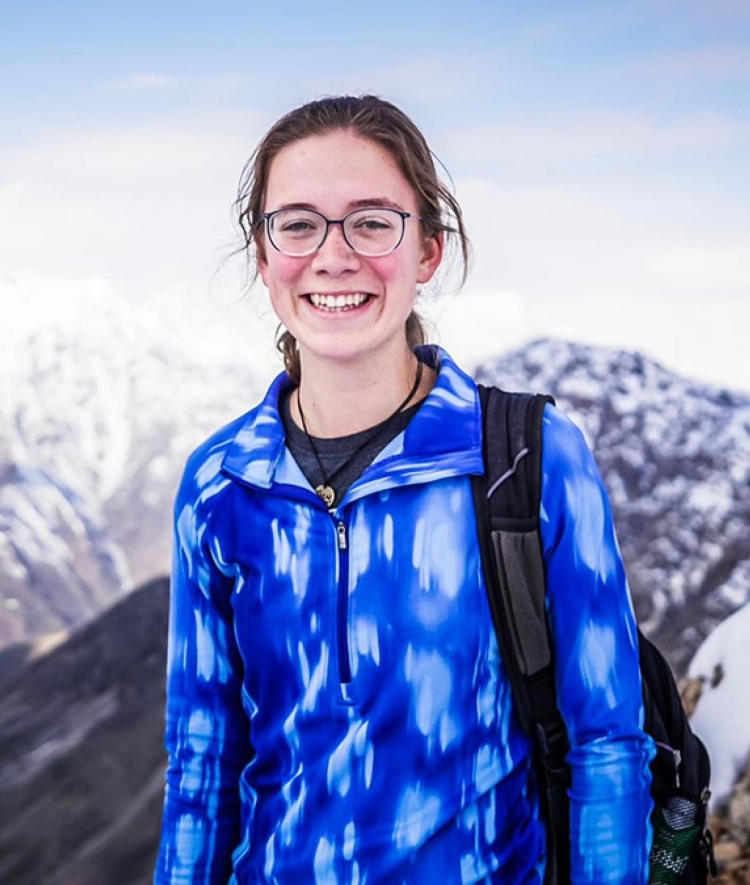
[154,347,654,884]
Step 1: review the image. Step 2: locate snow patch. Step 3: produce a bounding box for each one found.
[688,602,750,809]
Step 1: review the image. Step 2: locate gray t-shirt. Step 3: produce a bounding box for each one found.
[281,390,424,505]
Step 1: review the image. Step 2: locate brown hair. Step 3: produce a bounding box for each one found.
[235,95,470,383]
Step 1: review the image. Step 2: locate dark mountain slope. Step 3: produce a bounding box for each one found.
[0,576,169,885]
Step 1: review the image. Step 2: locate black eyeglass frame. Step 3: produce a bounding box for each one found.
[261,207,422,257]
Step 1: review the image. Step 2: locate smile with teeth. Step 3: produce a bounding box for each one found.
[308,292,371,311]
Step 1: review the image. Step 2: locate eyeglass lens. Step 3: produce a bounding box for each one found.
[268,208,406,256]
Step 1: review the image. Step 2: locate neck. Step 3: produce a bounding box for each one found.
[293,348,433,438]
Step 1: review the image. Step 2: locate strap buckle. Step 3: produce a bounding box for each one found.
[535,717,568,762]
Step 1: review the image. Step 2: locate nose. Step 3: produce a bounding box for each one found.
[310,222,360,274]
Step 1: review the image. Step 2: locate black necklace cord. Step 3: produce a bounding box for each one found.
[297,359,424,508]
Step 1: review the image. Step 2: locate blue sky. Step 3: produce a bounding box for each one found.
[1,1,749,387]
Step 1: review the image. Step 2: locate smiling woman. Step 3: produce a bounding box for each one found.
[153,94,654,885]
[256,130,442,405]
[236,95,469,393]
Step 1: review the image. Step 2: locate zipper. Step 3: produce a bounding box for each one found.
[337,520,348,552]
[334,517,354,702]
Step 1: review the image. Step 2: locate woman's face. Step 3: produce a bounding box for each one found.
[258,130,443,374]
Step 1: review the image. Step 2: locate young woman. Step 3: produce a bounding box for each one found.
[155,95,654,884]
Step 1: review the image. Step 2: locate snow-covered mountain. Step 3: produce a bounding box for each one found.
[1,278,749,680]
[476,341,750,674]
[0,275,266,650]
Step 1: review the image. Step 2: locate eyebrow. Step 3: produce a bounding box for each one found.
[348,198,403,210]
[272,197,405,213]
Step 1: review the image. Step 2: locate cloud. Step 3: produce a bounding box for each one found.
[441,112,749,173]
[0,119,264,300]
[445,169,750,390]
[456,172,750,297]
[429,290,530,368]
[643,239,750,289]
[3,123,249,181]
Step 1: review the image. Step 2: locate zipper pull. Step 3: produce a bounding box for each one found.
[337,521,347,551]
[654,741,682,789]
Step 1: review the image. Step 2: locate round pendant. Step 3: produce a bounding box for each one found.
[316,484,336,508]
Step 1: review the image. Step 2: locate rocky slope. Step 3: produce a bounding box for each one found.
[475,340,750,674]
[0,576,169,885]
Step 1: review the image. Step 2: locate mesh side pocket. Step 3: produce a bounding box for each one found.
[648,795,703,885]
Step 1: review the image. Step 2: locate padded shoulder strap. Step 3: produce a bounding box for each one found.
[473,386,558,713]
[479,385,550,531]
[472,384,569,885]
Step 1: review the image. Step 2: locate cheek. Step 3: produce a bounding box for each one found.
[268,279,297,326]
[261,256,304,291]
[370,252,414,284]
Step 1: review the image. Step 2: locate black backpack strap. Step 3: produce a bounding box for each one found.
[472,384,570,885]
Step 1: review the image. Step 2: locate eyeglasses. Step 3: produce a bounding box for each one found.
[262,207,421,257]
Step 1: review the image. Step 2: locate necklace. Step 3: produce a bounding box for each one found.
[296,360,424,508]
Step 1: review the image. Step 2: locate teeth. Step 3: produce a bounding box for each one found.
[310,293,369,310]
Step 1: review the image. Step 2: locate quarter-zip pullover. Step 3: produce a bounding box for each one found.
[155,347,653,884]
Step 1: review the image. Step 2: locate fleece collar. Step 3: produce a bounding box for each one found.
[221,346,484,501]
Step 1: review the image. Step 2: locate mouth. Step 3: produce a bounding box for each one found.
[306,292,372,312]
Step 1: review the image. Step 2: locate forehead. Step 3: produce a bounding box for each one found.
[264,130,418,212]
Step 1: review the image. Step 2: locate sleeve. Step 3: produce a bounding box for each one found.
[539,404,655,884]
[154,453,253,885]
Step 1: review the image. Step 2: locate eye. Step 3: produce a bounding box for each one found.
[280,219,316,232]
[349,210,398,231]
[274,210,323,237]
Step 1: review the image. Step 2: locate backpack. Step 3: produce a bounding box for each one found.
[471,384,717,885]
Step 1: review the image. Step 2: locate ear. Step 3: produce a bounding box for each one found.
[417,232,444,284]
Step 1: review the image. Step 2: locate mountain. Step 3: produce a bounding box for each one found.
[475,339,750,674]
[0,576,169,885]
[0,277,266,653]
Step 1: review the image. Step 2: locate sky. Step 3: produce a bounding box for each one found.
[1,0,749,389]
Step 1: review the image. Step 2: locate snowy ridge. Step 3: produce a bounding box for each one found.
[475,339,750,673]
[0,274,265,648]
